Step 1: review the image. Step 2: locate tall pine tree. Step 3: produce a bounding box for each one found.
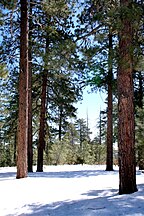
[118,0,137,194]
[16,0,29,179]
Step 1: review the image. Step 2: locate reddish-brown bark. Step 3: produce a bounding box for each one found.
[16,0,28,179]
[118,0,137,194]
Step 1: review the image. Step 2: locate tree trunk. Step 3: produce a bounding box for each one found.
[16,0,28,179]
[86,109,89,141]
[13,131,17,165]
[106,29,113,171]
[37,72,47,172]
[79,123,82,150]
[28,0,33,172]
[37,33,49,172]
[118,0,137,194]
[99,110,102,146]
[59,107,62,141]
[98,110,102,164]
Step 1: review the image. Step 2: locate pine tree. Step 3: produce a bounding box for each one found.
[36,0,80,170]
[76,118,91,148]
[37,69,47,172]
[0,0,20,167]
[106,28,113,171]
[118,0,137,194]
[16,0,29,179]
[28,0,33,173]
[74,0,119,170]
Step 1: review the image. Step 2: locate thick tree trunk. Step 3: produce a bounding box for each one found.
[16,0,28,179]
[28,0,33,172]
[106,30,113,171]
[118,0,137,194]
[37,72,47,172]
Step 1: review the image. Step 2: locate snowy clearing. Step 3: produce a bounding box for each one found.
[0,165,144,216]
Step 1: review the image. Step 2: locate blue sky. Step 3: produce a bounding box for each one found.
[75,87,107,139]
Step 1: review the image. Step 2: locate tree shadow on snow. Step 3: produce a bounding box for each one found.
[0,172,16,181]
[0,166,141,181]
[0,166,119,181]
[0,167,142,180]
[0,167,118,181]
[28,169,119,179]
[18,183,144,216]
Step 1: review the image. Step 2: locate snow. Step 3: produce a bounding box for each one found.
[0,165,144,216]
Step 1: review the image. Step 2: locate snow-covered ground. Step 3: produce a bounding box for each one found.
[0,165,143,216]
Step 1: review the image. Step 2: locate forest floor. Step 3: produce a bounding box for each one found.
[0,164,144,216]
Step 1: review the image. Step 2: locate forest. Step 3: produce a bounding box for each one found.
[0,0,143,195]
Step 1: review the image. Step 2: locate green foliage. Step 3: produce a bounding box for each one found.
[42,118,107,165]
[0,0,17,10]
[135,107,144,167]
[47,138,107,165]
[0,64,8,79]
[0,139,16,167]
[75,118,91,145]
[134,56,144,72]
[42,0,70,18]
[80,141,94,164]
[48,137,78,165]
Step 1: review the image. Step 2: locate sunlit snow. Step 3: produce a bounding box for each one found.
[0,165,144,216]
